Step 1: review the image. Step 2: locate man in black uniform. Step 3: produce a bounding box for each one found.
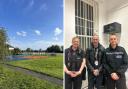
[103,33,128,89]
[86,34,105,89]
[64,37,86,89]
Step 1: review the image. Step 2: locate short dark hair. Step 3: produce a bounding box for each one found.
[110,33,116,36]
[109,33,118,40]
[109,33,117,37]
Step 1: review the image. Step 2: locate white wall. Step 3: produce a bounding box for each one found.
[98,1,128,53]
[64,0,128,53]
[64,0,103,49]
[98,0,108,48]
[64,0,76,49]
[64,0,109,48]
[104,3,128,53]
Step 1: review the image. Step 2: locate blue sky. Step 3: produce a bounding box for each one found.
[0,0,63,50]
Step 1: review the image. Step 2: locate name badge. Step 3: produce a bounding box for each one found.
[95,60,98,66]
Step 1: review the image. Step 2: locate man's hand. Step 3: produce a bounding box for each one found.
[111,73,119,80]
[93,69,99,76]
[70,71,81,77]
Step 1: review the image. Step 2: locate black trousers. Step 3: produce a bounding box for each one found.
[88,72,103,89]
[106,74,127,89]
[65,74,82,89]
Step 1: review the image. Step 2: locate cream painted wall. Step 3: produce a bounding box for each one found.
[64,0,76,49]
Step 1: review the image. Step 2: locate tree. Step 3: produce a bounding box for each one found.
[26,48,32,52]
[46,45,62,53]
[39,48,42,52]
[12,48,21,55]
[0,27,8,74]
[0,27,8,62]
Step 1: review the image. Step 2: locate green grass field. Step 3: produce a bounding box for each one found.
[0,66,62,89]
[8,55,63,79]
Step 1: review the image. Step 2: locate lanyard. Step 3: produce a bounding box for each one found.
[94,48,98,60]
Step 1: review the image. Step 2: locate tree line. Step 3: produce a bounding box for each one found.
[12,45,63,55]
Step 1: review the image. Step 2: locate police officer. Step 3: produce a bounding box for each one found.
[64,36,86,89]
[86,34,105,89]
[103,33,128,89]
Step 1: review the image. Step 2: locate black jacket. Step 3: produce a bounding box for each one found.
[103,45,128,75]
[65,46,85,71]
[86,43,105,72]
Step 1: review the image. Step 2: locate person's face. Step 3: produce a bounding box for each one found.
[72,38,79,48]
[92,35,99,47]
[109,35,118,46]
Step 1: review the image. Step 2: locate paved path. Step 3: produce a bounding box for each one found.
[4,64,63,86]
[81,80,88,89]
[5,64,128,88]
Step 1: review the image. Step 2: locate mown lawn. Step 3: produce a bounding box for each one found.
[8,55,63,79]
[0,66,62,89]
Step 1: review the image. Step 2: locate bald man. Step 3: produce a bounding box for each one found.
[86,34,105,89]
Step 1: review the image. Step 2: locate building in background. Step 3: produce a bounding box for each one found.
[64,0,99,51]
[64,0,128,87]
[64,0,128,53]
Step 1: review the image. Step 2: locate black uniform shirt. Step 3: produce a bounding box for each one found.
[104,45,128,75]
[65,46,85,71]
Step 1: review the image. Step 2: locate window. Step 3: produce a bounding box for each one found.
[75,0,98,50]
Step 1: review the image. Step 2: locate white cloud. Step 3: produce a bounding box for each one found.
[16,32,21,35]
[39,3,47,11]
[35,30,41,36]
[32,40,63,49]
[16,31,27,37]
[53,37,59,41]
[10,39,63,50]
[54,27,62,36]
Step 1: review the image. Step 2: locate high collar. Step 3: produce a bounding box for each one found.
[91,43,100,49]
[70,45,79,52]
[109,44,118,50]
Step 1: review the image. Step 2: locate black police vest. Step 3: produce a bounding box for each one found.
[67,49,83,71]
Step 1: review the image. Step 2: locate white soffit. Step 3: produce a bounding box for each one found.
[104,0,128,12]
